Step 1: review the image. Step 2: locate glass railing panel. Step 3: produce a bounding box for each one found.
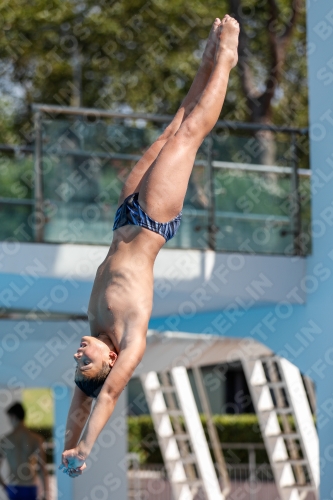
[42,155,133,244]
[41,118,159,203]
[0,115,310,255]
[0,153,34,199]
[41,118,209,248]
[43,163,209,248]
[0,151,34,242]
[213,167,310,255]
[39,118,310,253]
[214,214,293,254]
[299,174,312,254]
[42,154,135,206]
[41,119,163,157]
[44,201,115,245]
[0,202,34,241]
[211,130,310,169]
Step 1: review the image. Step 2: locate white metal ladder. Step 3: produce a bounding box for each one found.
[242,355,319,500]
[141,366,225,500]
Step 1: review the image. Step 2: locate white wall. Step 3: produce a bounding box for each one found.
[54,386,128,500]
[0,243,306,317]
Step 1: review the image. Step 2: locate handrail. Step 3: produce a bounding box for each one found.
[0,143,33,153]
[32,103,308,134]
[0,196,293,225]
[213,160,311,176]
[34,111,44,242]
[0,144,310,175]
[0,197,34,205]
[220,443,266,449]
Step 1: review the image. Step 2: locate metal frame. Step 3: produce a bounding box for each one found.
[34,111,44,242]
[1,105,309,255]
[31,104,308,134]
[171,366,224,500]
[192,366,231,497]
[213,160,311,176]
[242,356,318,500]
[140,370,195,500]
[141,368,225,500]
[206,135,216,250]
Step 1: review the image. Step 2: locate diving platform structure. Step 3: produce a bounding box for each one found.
[0,324,318,500]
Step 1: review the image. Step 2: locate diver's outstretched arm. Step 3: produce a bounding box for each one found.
[61,339,145,477]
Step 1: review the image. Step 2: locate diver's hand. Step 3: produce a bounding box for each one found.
[59,448,87,478]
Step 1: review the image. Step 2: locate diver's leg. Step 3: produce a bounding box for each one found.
[138,15,239,222]
[117,19,221,205]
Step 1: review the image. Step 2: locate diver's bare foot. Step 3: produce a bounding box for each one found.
[202,18,221,67]
[216,15,239,69]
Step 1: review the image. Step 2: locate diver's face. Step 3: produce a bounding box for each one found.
[74,336,111,377]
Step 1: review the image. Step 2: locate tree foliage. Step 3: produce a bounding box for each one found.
[0,0,308,144]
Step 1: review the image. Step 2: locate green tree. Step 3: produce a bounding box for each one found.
[229,0,306,125]
[0,0,307,145]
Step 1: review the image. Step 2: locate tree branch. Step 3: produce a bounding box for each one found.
[282,0,302,41]
[228,0,259,115]
[259,0,301,120]
[267,0,279,23]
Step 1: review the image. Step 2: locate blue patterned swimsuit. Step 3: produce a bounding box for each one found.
[113,192,182,242]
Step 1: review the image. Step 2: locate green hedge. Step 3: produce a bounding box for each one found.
[33,414,299,465]
[128,414,269,465]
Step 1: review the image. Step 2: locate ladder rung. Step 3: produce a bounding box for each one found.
[150,385,175,393]
[267,381,285,388]
[167,409,183,417]
[275,407,292,414]
[280,433,301,439]
[182,455,196,465]
[283,485,316,492]
[174,434,190,441]
[160,386,176,393]
[261,406,292,414]
[170,454,196,465]
[154,409,183,417]
[175,479,203,487]
[275,459,308,465]
[262,355,281,363]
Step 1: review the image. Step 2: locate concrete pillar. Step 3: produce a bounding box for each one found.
[73,390,128,500]
[306,1,333,497]
[54,385,73,500]
[54,385,128,500]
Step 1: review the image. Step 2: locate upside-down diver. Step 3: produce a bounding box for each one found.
[60,14,240,477]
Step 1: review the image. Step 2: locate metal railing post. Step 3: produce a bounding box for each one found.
[207,134,216,251]
[248,446,256,500]
[34,111,45,242]
[290,132,302,255]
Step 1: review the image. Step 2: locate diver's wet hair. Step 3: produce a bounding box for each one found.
[74,362,111,398]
